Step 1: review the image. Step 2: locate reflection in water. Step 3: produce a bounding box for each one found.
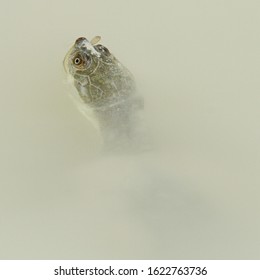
[0,0,259,259]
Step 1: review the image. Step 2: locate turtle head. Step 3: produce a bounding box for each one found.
[63,36,103,78]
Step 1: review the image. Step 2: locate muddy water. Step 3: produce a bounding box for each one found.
[0,0,259,259]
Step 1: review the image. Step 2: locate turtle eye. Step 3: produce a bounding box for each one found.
[73,56,83,66]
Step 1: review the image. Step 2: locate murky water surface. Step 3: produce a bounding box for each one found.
[0,0,259,259]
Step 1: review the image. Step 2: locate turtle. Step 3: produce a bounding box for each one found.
[63,36,143,149]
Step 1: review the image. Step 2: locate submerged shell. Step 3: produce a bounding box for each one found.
[63,36,143,148]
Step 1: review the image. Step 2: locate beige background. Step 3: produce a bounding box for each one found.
[0,0,259,259]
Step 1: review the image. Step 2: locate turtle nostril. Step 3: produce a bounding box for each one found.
[75,37,87,46]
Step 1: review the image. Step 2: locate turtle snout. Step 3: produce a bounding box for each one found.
[75,37,88,49]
